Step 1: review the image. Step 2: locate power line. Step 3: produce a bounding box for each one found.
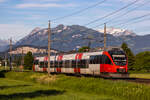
[51,0,107,22]
[92,0,150,29]
[123,17,150,27]
[84,0,140,26]
[79,13,150,38]
[112,13,150,27]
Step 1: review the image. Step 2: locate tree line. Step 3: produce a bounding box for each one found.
[121,43,150,72]
[0,51,34,70]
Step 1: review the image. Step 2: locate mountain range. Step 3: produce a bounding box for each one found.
[0,24,150,54]
[0,39,9,52]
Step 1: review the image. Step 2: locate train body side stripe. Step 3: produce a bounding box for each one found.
[74,68,80,73]
[75,53,83,60]
[57,55,63,61]
[44,56,48,61]
[43,67,47,72]
[33,65,35,71]
[56,68,61,72]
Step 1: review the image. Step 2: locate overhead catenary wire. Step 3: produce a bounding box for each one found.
[51,0,107,22]
[83,0,140,26]
[111,13,150,27]
[92,0,150,29]
[22,0,107,30]
[123,17,150,27]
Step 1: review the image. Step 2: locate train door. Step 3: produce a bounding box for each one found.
[101,55,113,73]
[89,55,100,75]
[33,59,39,71]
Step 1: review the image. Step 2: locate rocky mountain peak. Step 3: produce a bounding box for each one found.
[53,24,68,33]
[30,27,41,35]
[97,27,136,37]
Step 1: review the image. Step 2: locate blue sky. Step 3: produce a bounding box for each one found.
[0,0,150,41]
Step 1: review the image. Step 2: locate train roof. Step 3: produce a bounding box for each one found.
[35,51,104,61]
[35,47,124,61]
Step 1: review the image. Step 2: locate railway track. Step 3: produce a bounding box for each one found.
[108,78,150,84]
[65,73,150,84]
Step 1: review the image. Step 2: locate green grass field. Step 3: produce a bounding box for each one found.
[0,79,122,100]
[0,71,122,100]
[1,70,150,100]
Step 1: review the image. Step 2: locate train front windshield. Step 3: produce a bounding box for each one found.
[108,50,127,66]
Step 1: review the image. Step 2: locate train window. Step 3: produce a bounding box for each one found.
[76,60,81,68]
[80,60,86,68]
[62,60,65,68]
[90,56,94,64]
[45,61,48,68]
[90,55,102,64]
[39,61,44,68]
[34,60,39,65]
[72,60,76,68]
[96,55,101,64]
[54,61,58,68]
[89,55,111,64]
[102,55,112,64]
[50,61,53,68]
[86,59,89,68]
[93,56,97,64]
[65,60,70,68]
[96,56,100,64]
[59,61,63,68]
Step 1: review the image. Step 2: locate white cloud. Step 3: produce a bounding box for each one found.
[16,3,76,8]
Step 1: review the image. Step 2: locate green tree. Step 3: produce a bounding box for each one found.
[121,42,135,70]
[134,51,150,71]
[24,51,34,70]
[0,57,3,61]
[78,46,90,52]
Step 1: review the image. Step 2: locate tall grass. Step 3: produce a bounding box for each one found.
[3,71,150,100]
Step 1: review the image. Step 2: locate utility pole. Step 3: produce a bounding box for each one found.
[9,38,12,71]
[21,47,24,71]
[48,20,51,75]
[5,53,7,70]
[104,23,106,51]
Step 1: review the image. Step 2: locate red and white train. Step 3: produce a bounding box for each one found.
[33,47,128,78]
